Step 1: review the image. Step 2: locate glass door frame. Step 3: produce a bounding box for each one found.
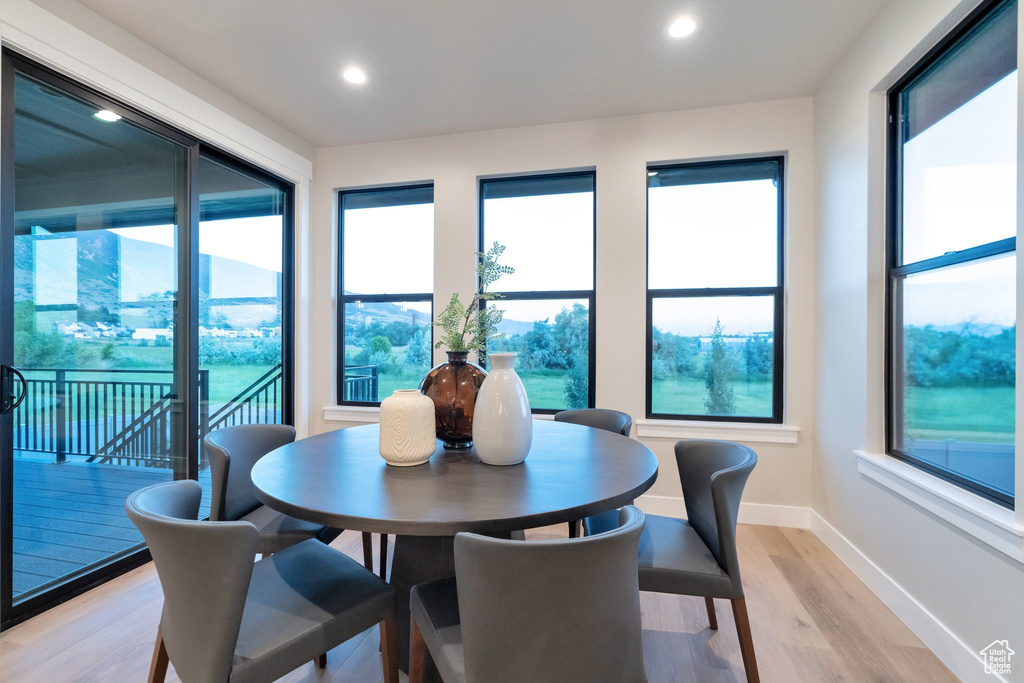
[0,49,295,628]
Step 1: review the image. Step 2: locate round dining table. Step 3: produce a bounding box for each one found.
[251,419,659,672]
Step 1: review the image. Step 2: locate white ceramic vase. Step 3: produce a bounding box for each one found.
[472,352,532,466]
[379,389,437,466]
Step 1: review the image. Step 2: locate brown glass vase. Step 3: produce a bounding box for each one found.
[419,351,487,449]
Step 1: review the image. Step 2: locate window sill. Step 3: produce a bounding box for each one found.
[855,450,1023,562]
[635,419,800,444]
[322,406,558,423]
[323,405,381,424]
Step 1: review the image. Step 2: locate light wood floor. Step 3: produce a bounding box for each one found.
[0,523,956,682]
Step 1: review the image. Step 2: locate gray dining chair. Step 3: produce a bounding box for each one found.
[205,424,382,573]
[126,479,398,683]
[586,439,759,682]
[409,506,647,683]
[554,408,633,537]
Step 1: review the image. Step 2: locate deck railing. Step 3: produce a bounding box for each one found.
[343,364,379,402]
[11,365,284,469]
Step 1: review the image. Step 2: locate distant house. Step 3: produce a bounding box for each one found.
[132,327,174,341]
[72,322,99,339]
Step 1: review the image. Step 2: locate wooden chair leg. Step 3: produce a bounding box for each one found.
[409,616,427,683]
[379,614,399,683]
[362,531,373,572]
[314,652,327,669]
[731,597,760,683]
[148,629,169,683]
[704,596,718,630]
[379,533,389,580]
[568,519,580,538]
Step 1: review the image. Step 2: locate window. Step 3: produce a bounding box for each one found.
[886,0,1016,506]
[480,172,596,412]
[646,158,784,422]
[338,186,434,405]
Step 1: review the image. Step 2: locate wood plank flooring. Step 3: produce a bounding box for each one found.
[0,523,956,682]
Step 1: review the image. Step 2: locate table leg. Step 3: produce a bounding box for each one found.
[390,535,456,675]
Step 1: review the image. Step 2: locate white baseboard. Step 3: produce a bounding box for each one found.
[635,495,812,528]
[810,511,999,683]
[634,496,991,681]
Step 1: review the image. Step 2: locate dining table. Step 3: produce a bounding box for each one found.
[250,418,659,672]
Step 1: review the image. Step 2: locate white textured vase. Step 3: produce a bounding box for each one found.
[379,390,437,466]
[472,353,532,466]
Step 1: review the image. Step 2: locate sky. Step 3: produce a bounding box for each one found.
[901,71,1017,328]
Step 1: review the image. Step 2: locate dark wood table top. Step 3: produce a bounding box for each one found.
[251,420,658,536]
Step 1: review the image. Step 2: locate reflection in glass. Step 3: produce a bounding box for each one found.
[481,175,594,293]
[488,299,589,411]
[897,254,1015,497]
[650,297,775,418]
[197,155,288,483]
[343,301,433,402]
[10,72,185,600]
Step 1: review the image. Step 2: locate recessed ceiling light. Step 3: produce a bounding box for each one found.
[648,170,659,176]
[341,67,368,85]
[668,16,698,39]
[93,110,122,122]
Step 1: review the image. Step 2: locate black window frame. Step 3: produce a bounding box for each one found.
[336,184,435,407]
[478,170,597,414]
[645,156,785,423]
[885,0,1017,508]
[0,48,296,628]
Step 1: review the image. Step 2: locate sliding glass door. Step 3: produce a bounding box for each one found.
[197,152,292,502]
[0,51,293,627]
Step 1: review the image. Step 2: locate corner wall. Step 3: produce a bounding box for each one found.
[311,98,816,514]
[813,0,1024,680]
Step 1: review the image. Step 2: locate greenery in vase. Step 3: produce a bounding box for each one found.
[434,242,514,358]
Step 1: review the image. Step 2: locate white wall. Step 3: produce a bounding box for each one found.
[814,0,1024,680]
[312,98,816,511]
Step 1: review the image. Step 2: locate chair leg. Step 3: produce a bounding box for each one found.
[362,531,373,571]
[314,652,327,669]
[731,597,760,683]
[379,614,399,683]
[409,616,427,683]
[379,533,389,580]
[568,519,580,538]
[705,596,718,630]
[148,629,169,683]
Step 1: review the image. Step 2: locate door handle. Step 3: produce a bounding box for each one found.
[1,365,26,414]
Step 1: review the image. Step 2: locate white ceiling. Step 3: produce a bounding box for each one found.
[71,0,889,148]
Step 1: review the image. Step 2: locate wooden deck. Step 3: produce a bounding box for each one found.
[12,458,211,599]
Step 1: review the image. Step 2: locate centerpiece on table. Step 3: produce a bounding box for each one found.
[420,242,512,449]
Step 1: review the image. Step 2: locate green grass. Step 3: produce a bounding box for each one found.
[904,385,1014,443]
[652,376,773,418]
[516,372,572,411]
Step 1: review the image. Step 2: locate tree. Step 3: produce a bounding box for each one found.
[368,335,392,355]
[704,318,736,415]
[744,335,773,376]
[405,327,432,369]
[564,346,589,409]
